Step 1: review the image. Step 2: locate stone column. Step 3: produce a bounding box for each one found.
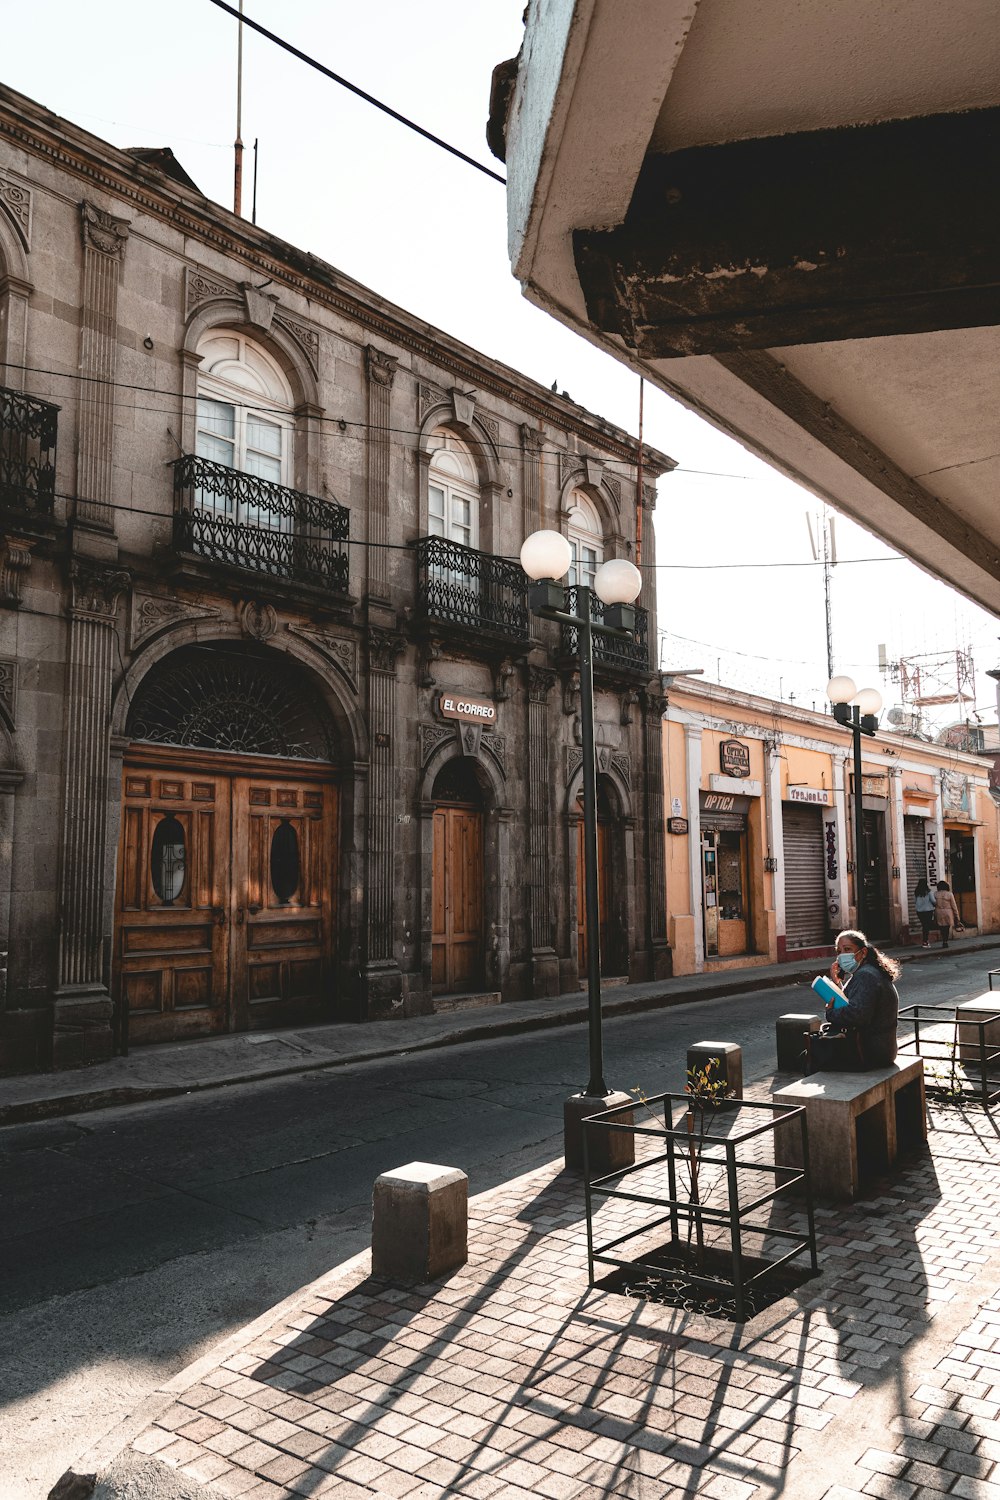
[527,667,559,995]
[365,346,398,604]
[75,201,129,549]
[684,723,704,971]
[521,424,544,534]
[364,627,405,1014]
[890,766,907,938]
[643,690,670,978]
[53,561,130,1064]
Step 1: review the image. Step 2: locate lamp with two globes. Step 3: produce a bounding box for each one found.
[826,674,883,933]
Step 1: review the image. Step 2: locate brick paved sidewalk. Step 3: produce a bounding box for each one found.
[80,1091,1000,1500]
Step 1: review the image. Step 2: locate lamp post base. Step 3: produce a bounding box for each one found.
[563,1089,635,1173]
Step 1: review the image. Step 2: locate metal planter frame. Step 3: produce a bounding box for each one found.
[897,1003,1000,1110]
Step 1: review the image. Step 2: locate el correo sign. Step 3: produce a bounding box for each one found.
[437,692,497,725]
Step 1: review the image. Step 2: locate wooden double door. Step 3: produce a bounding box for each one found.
[432,803,484,993]
[577,817,614,976]
[114,749,337,1044]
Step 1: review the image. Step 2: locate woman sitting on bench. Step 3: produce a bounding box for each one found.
[810,930,901,1071]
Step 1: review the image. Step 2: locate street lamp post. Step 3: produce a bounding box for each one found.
[520,530,642,1169]
[826,675,882,933]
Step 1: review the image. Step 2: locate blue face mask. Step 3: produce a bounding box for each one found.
[838,952,859,974]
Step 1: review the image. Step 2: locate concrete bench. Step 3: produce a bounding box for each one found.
[372,1162,468,1283]
[771,1058,926,1200]
[775,1013,822,1072]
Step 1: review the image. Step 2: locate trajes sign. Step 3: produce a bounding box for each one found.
[719,738,751,778]
[437,692,496,725]
[788,786,830,805]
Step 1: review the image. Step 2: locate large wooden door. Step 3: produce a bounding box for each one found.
[232,775,335,1030]
[432,804,484,992]
[577,815,613,975]
[116,764,232,1043]
[115,751,337,1044]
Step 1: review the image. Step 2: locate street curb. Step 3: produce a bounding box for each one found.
[8,937,999,1128]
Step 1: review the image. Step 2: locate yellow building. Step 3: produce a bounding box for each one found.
[662,679,1000,976]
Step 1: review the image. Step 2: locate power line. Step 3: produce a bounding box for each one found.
[205,0,507,187]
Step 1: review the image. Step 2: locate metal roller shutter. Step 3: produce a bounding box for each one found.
[904,816,928,934]
[782,804,828,948]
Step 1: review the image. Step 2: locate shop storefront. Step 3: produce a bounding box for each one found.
[781,798,829,950]
[699,792,752,957]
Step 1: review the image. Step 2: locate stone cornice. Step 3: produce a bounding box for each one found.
[0,87,675,474]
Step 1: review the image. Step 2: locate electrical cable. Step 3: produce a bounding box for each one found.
[205,0,507,187]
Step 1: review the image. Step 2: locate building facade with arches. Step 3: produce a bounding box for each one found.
[0,83,674,1073]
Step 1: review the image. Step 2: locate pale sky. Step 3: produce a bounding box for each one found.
[4,0,998,727]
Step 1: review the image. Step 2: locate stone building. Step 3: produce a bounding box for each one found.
[0,82,673,1073]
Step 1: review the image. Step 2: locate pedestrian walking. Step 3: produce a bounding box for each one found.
[934,880,963,948]
[914,878,936,947]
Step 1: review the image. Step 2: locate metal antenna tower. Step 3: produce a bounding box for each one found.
[806,508,837,681]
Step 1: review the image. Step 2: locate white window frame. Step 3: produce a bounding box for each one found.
[566,490,605,589]
[195,333,295,529]
[427,428,480,553]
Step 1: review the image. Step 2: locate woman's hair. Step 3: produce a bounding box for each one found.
[937,880,950,891]
[838,928,901,981]
[914,878,929,896]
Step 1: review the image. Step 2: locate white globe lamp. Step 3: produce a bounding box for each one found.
[593,558,642,606]
[854,687,883,717]
[826,674,857,705]
[520,529,572,582]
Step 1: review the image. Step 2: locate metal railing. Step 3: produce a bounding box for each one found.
[897,1004,1000,1110]
[414,535,529,642]
[171,455,350,593]
[562,587,650,673]
[0,386,58,517]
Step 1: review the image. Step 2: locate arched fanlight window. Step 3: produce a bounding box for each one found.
[427,427,479,552]
[196,332,295,489]
[566,490,604,588]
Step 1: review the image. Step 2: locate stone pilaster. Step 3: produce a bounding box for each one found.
[53,561,129,1063]
[364,627,405,1013]
[643,691,671,977]
[521,423,544,534]
[75,201,130,542]
[365,346,398,603]
[527,666,560,995]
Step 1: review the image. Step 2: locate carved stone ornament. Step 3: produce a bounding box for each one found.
[275,314,320,376]
[419,721,454,766]
[366,346,398,389]
[565,744,631,790]
[420,638,442,689]
[184,267,233,320]
[642,481,657,511]
[418,382,446,423]
[0,537,34,608]
[242,282,278,332]
[0,174,30,247]
[286,625,359,691]
[477,413,501,452]
[620,688,640,726]
[80,200,130,260]
[450,388,476,428]
[482,731,507,779]
[644,691,669,722]
[128,593,222,651]
[566,746,584,784]
[528,666,556,704]
[368,628,406,674]
[458,721,483,758]
[521,422,544,452]
[584,457,604,489]
[562,671,580,717]
[69,561,130,620]
[240,600,278,641]
[493,659,515,702]
[610,751,632,789]
[604,473,622,510]
[559,450,581,490]
[0,658,16,724]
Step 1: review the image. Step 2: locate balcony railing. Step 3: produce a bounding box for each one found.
[414,535,530,643]
[561,586,650,674]
[172,455,350,594]
[0,386,58,518]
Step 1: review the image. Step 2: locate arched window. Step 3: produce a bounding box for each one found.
[196,332,294,488]
[427,427,479,552]
[566,490,604,588]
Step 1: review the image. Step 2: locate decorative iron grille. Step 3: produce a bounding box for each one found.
[0,385,58,517]
[171,455,350,593]
[562,587,650,674]
[414,535,529,642]
[127,643,335,760]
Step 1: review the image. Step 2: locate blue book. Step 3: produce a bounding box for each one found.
[812,975,849,1010]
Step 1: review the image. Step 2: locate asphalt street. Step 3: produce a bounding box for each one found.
[1,949,992,1498]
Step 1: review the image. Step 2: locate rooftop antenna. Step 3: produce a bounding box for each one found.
[234,0,244,216]
[806,507,836,681]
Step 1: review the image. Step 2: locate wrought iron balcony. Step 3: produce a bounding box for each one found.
[414,535,530,643]
[172,455,350,594]
[561,586,650,675]
[0,385,58,518]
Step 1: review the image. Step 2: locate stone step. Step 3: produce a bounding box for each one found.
[432,991,502,1014]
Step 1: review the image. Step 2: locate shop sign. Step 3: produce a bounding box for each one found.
[942,771,971,817]
[788,786,830,805]
[437,692,496,725]
[668,817,689,835]
[852,773,888,797]
[926,828,939,886]
[823,806,840,922]
[701,792,752,815]
[719,738,751,778]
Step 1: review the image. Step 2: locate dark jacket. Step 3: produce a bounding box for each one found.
[832,957,899,1067]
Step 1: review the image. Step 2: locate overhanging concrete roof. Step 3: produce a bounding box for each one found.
[493,0,1000,613]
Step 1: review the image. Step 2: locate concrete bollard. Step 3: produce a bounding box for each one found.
[372,1162,468,1283]
[776,1013,822,1073]
[955,997,1000,1065]
[563,1090,635,1174]
[686,1041,742,1097]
